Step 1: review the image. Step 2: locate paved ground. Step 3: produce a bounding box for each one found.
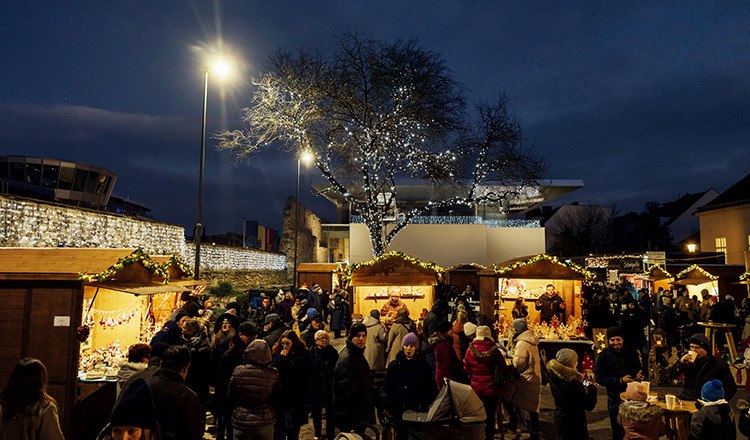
[205,335,750,439]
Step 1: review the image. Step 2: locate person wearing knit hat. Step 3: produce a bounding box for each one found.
[464,324,504,440]
[332,322,375,433]
[386,306,415,366]
[363,309,387,371]
[98,378,159,440]
[383,331,436,434]
[474,325,493,342]
[464,322,478,338]
[674,332,737,402]
[511,318,528,335]
[616,382,665,439]
[547,348,598,440]
[690,379,735,438]
[594,325,643,440]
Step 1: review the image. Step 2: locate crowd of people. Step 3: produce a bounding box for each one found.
[3,281,750,440]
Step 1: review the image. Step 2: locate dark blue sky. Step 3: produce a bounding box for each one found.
[1,2,748,233]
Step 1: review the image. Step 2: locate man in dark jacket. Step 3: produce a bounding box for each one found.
[421,299,448,373]
[547,349,597,440]
[262,313,289,348]
[535,284,566,324]
[674,333,737,401]
[145,345,203,440]
[216,322,257,440]
[594,326,642,440]
[332,323,374,435]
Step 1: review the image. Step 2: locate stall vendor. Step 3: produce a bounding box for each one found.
[535,284,566,324]
[381,295,409,320]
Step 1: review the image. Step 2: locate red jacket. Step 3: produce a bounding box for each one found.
[463,339,500,397]
[432,334,463,389]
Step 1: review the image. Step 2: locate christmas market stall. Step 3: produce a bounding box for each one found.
[639,265,673,292]
[490,254,597,375]
[445,263,485,293]
[670,263,747,302]
[0,247,191,439]
[347,251,443,319]
[296,262,347,294]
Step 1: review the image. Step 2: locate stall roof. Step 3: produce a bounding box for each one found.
[349,252,443,286]
[297,263,345,273]
[641,265,673,281]
[741,271,750,285]
[493,254,593,280]
[674,264,718,285]
[446,263,487,272]
[0,248,138,280]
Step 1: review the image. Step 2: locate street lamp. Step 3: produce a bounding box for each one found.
[686,243,697,253]
[293,150,314,288]
[194,54,235,280]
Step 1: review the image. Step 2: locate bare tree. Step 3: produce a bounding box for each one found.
[218,34,545,256]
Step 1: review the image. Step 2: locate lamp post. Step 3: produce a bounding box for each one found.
[194,55,233,280]
[293,150,314,288]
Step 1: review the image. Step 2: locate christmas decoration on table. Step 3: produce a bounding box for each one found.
[530,316,588,340]
[79,341,125,379]
[592,328,608,353]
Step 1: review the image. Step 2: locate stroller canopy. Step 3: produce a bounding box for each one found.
[402,379,486,424]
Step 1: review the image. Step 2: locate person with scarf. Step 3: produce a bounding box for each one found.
[689,380,735,439]
[547,348,597,440]
[617,381,665,439]
[502,318,541,440]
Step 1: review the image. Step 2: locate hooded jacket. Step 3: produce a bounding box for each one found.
[502,329,541,412]
[228,341,279,430]
[675,354,737,401]
[547,359,597,440]
[689,401,735,440]
[384,351,437,416]
[363,315,387,371]
[386,316,413,366]
[463,339,500,397]
[617,400,666,440]
[430,332,463,390]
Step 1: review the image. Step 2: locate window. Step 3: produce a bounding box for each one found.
[715,237,727,255]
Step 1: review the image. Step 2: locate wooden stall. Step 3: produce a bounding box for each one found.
[445,263,485,292]
[0,248,190,439]
[638,265,674,292]
[296,263,346,294]
[671,264,747,302]
[487,254,592,327]
[348,252,443,317]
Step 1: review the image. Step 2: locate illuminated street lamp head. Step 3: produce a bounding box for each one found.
[300,150,314,166]
[686,243,697,253]
[208,55,233,80]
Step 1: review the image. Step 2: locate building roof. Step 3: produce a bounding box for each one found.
[696,172,750,213]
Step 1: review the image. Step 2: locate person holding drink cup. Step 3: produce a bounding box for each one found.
[672,333,736,401]
[594,326,643,440]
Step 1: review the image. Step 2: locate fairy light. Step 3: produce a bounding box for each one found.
[493,254,594,279]
[676,264,718,281]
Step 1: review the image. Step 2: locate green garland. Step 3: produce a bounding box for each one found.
[675,264,718,281]
[163,254,194,279]
[493,253,594,280]
[739,271,749,282]
[343,250,445,284]
[643,264,672,278]
[79,248,169,283]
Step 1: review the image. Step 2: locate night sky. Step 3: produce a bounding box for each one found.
[1,2,749,234]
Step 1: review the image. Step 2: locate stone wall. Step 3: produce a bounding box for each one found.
[200,269,289,290]
[279,196,327,280]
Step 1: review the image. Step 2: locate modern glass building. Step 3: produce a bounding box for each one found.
[0,155,117,209]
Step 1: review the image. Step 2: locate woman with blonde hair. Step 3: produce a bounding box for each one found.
[0,357,64,440]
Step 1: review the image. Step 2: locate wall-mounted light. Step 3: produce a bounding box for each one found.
[686,243,697,253]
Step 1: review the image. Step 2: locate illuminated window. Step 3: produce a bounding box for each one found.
[715,237,727,255]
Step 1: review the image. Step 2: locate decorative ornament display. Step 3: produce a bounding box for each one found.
[580,353,595,380]
[79,341,125,377]
[75,324,91,342]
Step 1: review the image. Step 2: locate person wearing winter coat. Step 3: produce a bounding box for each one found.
[594,326,643,440]
[548,348,597,440]
[503,318,541,440]
[451,310,469,360]
[271,330,310,440]
[332,323,375,435]
[216,322,257,440]
[95,378,161,440]
[463,325,502,440]
[384,333,437,437]
[534,285,566,324]
[674,333,737,401]
[228,339,279,440]
[262,314,290,349]
[363,310,388,371]
[180,318,212,414]
[329,290,349,339]
[309,330,339,440]
[421,299,449,370]
[300,315,325,350]
[689,379,736,440]
[0,358,65,440]
[616,381,665,440]
[117,343,151,396]
[386,309,414,367]
[430,320,463,390]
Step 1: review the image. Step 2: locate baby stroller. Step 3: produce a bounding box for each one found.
[400,379,486,440]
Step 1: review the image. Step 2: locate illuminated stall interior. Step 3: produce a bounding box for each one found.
[492,254,592,326]
[673,264,719,298]
[638,265,673,292]
[348,251,443,317]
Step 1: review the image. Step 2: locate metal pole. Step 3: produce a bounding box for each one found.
[293,158,300,288]
[194,70,208,280]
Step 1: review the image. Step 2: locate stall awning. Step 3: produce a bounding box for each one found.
[0,248,139,279]
[641,265,673,281]
[88,282,185,296]
[674,264,718,285]
[493,254,592,280]
[349,252,443,287]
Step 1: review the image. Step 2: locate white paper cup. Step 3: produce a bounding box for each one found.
[688,350,697,362]
[665,394,676,408]
[640,381,650,396]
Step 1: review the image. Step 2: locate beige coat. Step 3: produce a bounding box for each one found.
[0,400,65,440]
[386,320,412,367]
[363,315,388,371]
[502,329,542,412]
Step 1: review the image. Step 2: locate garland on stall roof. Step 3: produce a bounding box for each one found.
[740,271,749,283]
[675,264,718,281]
[643,264,672,278]
[78,247,169,283]
[492,253,594,279]
[163,254,194,278]
[343,250,445,284]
